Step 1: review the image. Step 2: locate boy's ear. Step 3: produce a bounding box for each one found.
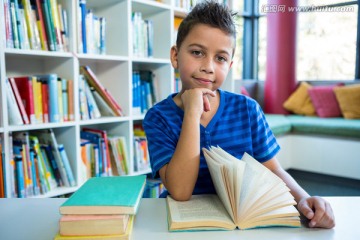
[170,45,178,69]
[229,60,233,69]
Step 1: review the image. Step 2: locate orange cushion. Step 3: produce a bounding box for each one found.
[334,84,360,119]
[283,82,316,116]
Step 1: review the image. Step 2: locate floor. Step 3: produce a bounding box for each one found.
[287,169,360,196]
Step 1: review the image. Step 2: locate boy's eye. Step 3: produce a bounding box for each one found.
[191,50,203,56]
[217,56,227,62]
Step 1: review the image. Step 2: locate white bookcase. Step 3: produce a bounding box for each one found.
[0,0,234,198]
[0,0,177,198]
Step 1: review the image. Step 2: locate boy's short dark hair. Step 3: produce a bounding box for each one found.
[176,1,237,50]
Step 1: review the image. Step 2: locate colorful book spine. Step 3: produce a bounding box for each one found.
[4,0,14,48]
[9,1,20,48]
[32,76,43,124]
[41,0,56,51]
[58,144,75,187]
[80,66,123,116]
[61,78,69,121]
[13,76,36,124]
[40,78,49,123]
[67,80,75,121]
[49,0,63,51]
[35,0,49,50]
[14,156,25,198]
[5,78,24,126]
[22,0,40,50]
[57,78,64,122]
[79,0,87,53]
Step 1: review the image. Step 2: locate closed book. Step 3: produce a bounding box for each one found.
[35,0,49,50]
[58,144,75,187]
[36,74,59,123]
[13,76,36,124]
[33,129,69,187]
[32,76,43,123]
[57,78,64,122]
[59,214,129,236]
[41,0,56,51]
[5,78,24,126]
[82,128,111,177]
[40,78,49,123]
[59,175,146,215]
[54,215,134,240]
[67,80,75,121]
[80,66,123,116]
[79,0,87,53]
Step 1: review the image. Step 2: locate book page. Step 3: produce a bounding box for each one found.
[167,195,235,226]
[203,149,235,220]
[210,147,245,221]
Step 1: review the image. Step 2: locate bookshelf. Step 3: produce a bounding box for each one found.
[0,0,233,198]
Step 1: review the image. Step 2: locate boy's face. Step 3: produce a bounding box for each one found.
[171,24,234,92]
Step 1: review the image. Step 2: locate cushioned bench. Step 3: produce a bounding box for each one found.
[264,114,360,180]
[266,114,360,138]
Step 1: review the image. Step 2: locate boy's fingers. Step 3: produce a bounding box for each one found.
[308,200,326,227]
[203,95,211,112]
[298,200,314,220]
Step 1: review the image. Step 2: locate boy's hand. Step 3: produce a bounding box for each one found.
[297,196,335,229]
[181,88,216,117]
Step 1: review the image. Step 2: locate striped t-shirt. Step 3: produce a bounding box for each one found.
[143,89,280,196]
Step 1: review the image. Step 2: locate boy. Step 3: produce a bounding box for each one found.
[143,1,334,229]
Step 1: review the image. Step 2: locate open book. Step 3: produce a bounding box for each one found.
[166,146,300,231]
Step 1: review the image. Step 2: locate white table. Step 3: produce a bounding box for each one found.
[0,197,359,240]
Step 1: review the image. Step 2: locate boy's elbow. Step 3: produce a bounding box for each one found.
[169,189,193,201]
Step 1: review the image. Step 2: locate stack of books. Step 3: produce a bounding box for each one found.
[54,175,146,240]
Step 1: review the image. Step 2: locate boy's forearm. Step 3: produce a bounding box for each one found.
[164,113,201,201]
[273,168,310,203]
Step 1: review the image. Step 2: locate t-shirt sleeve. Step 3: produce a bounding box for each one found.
[249,101,280,162]
[143,109,177,178]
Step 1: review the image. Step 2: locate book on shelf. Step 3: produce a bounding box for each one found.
[36,74,60,123]
[35,0,49,50]
[41,0,56,51]
[59,175,146,215]
[12,76,36,124]
[108,136,129,176]
[59,214,130,236]
[80,131,104,177]
[80,66,124,117]
[32,76,44,123]
[166,146,300,231]
[54,215,134,240]
[22,0,41,50]
[5,78,24,126]
[82,128,112,176]
[33,129,73,187]
[67,79,75,121]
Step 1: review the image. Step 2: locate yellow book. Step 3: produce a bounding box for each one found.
[32,76,43,123]
[54,215,134,240]
[167,146,300,231]
[22,0,40,50]
[57,79,64,122]
[49,0,63,51]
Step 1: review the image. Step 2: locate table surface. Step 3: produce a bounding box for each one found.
[0,197,359,240]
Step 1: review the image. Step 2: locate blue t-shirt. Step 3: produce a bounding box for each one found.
[143,89,280,196]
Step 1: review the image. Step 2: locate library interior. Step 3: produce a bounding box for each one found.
[0,0,359,240]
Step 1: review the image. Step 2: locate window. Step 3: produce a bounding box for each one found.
[297,2,358,80]
[232,0,359,82]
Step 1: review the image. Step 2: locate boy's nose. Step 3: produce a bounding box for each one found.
[200,58,214,74]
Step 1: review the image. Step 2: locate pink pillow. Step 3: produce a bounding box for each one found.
[308,84,344,118]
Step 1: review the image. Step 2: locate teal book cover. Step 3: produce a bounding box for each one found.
[60,175,146,215]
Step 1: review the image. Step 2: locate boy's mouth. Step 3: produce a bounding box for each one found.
[194,77,214,84]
